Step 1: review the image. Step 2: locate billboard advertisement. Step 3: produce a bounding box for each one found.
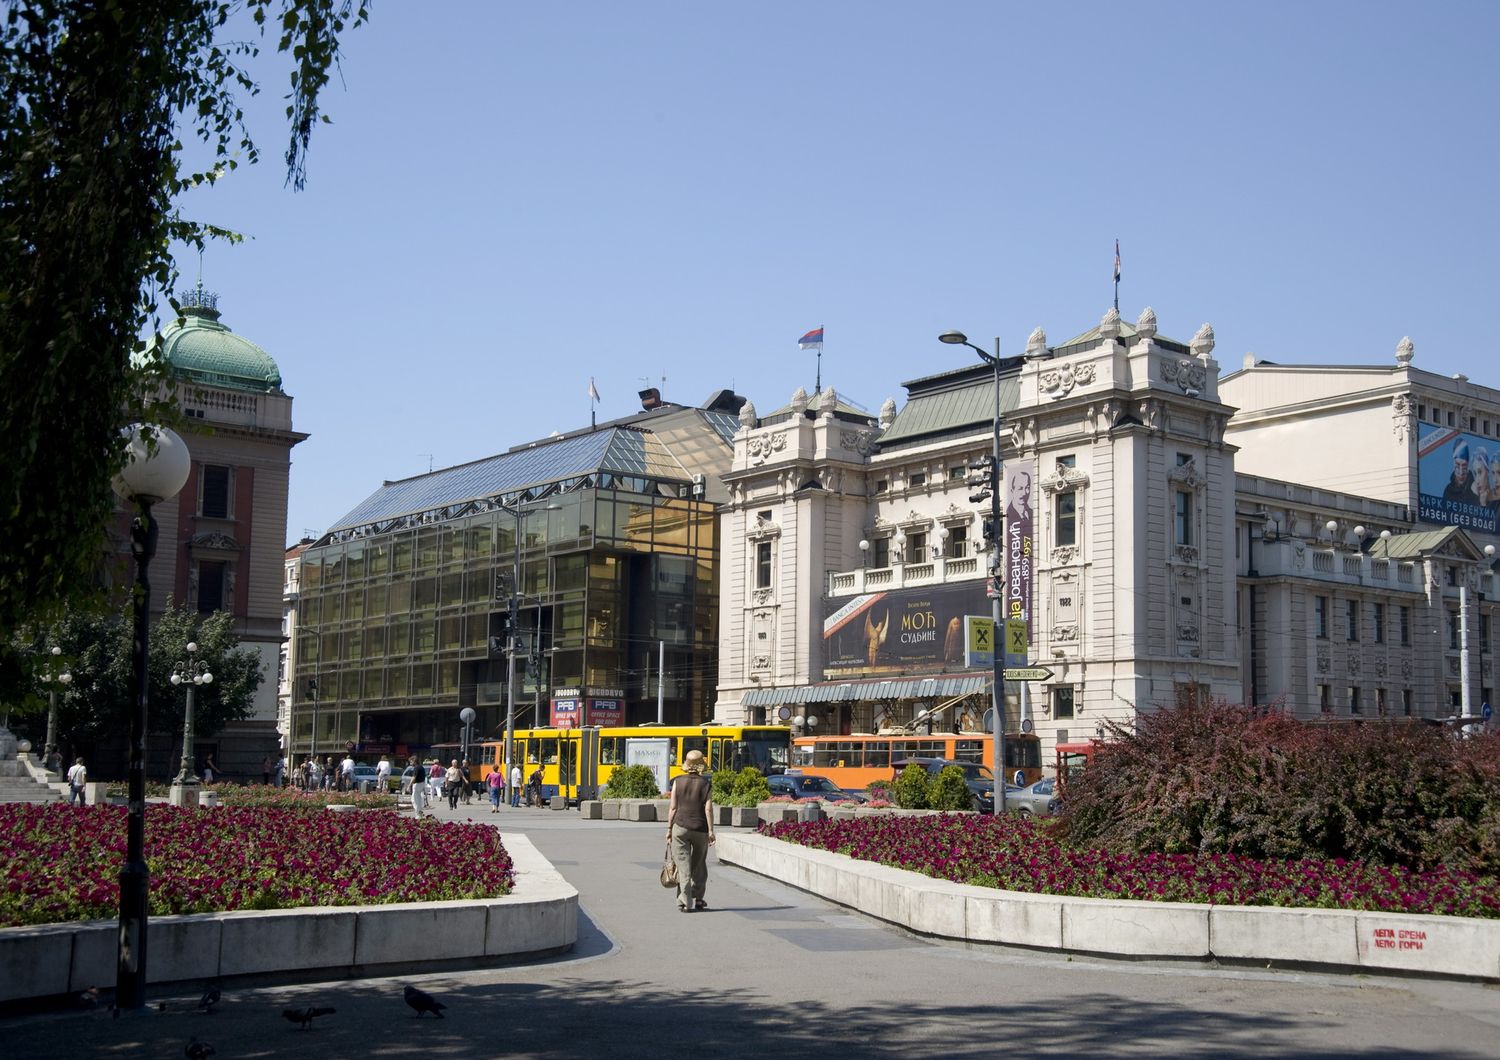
[1004,460,1035,666]
[823,582,990,677]
[1417,426,1500,533]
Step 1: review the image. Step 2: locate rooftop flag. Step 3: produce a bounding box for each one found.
[1114,240,1121,283]
[588,377,601,403]
[798,327,824,349]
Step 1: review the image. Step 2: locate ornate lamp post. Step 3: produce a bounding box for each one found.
[110,423,191,1011]
[169,641,212,791]
[939,330,1007,816]
[42,645,73,773]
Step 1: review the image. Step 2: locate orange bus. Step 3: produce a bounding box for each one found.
[791,732,1042,791]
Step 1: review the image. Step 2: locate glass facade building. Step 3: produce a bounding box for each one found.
[289,409,736,761]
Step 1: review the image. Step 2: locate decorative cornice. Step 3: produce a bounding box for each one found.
[1040,466,1090,494]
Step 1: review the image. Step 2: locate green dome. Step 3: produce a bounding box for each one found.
[153,289,283,392]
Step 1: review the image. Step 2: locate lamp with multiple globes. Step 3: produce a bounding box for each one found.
[169,641,213,788]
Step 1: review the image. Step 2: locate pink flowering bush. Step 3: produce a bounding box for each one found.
[211,785,396,810]
[0,804,513,927]
[762,813,1500,919]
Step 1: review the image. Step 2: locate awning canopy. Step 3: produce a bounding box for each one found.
[740,674,989,707]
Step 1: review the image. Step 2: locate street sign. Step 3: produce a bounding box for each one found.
[1003,666,1054,682]
[1483,702,1493,722]
[1004,619,1029,668]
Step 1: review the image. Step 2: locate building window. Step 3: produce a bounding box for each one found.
[1054,686,1075,719]
[1058,454,1076,470]
[1400,606,1411,646]
[1318,684,1331,714]
[946,524,968,558]
[1315,596,1329,639]
[1482,613,1491,647]
[197,560,228,613]
[1446,565,1458,587]
[1377,688,1388,716]
[1349,687,1362,715]
[1056,492,1077,547]
[949,465,966,482]
[1449,611,1460,651]
[1402,689,1413,716]
[1346,600,1359,641]
[754,541,772,589]
[1373,603,1385,644]
[872,536,890,568]
[907,530,927,561]
[909,472,925,488]
[200,465,232,519]
[1174,490,1193,546]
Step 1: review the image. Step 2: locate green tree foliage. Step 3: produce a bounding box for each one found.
[0,0,366,687]
[602,765,660,799]
[1059,699,1500,875]
[927,765,974,811]
[27,605,261,749]
[730,766,770,805]
[893,764,930,809]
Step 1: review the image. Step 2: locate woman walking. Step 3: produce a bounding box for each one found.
[487,767,505,813]
[409,756,428,818]
[664,749,715,913]
[444,759,463,810]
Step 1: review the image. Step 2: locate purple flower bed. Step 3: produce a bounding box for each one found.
[0,804,514,927]
[762,814,1500,919]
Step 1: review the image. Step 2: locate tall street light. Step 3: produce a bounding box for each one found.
[169,641,212,794]
[938,330,1007,816]
[110,423,191,1011]
[42,644,73,773]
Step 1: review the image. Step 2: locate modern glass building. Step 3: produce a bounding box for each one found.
[288,397,741,762]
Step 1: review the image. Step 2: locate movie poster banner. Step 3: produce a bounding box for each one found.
[1417,425,1500,533]
[1004,460,1035,667]
[824,583,991,677]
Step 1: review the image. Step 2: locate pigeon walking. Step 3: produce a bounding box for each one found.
[185,1038,216,1059]
[404,984,447,1018]
[282,1005,336,1029]
[198,982,221,1014]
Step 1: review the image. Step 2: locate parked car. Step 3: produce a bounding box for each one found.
[1007,776,1059,817]
[891,757,1017,813]
[351,763,382,790]
[766,773,866,803]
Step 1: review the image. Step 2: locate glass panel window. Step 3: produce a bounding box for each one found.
[755,541,772,588]
[872,537,890,568]
[1449,611,1460,651]
[200,465,232,519]
[1055,492,1077,547]
[1400,606,1410,646]
[946,524,967,558]
[1053,686,1075,719]
[1348,687,1362,715]
[1373,603,1385,644]
[907,531,927,561]
[1318,684,1331,714]
[197,560,227,613]
[1346,600,1359,641]
[1175,490,1193,546]
[1315,596,1329,639]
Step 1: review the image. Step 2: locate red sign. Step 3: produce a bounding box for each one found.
[551,699,580,728]
[589,699,623,726]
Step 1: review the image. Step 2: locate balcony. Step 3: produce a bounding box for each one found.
[827,555,981,597]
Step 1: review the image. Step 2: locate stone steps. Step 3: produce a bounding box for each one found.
[0,775,65,804]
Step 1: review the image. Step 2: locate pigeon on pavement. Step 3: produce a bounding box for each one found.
[404,984,447,1018]
[198,982,221,1013]
[282,1005,336,1029]
[185,1037,216,1059]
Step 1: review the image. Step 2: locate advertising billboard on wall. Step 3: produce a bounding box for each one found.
[1417,426,1500,533]
[1003,460,1034,666]
[823,582,991,677]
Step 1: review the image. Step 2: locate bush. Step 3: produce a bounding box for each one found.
[710,768,737,803]
[865,779,893,803]
[928,766,974,811]
[893,764,929,809]
[602,765,660,798]
[1060,699,1500,874]
[729,766,771,806]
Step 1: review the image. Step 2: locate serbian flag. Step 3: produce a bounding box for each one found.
[798,327,824,349]
[1113,240,1121,283]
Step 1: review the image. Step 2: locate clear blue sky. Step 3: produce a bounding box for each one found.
[167,1,1500,546]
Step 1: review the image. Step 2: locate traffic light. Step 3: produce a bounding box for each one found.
[981,517,997,549]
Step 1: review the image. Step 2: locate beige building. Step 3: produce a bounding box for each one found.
[715,309,1499,765]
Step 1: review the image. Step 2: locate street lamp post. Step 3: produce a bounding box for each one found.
[939,330,1007,816]
[110,424,191,1011]
[42,645,72,773]
[170,642,212,789]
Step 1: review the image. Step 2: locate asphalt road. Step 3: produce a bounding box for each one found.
[8,801,1500,1058]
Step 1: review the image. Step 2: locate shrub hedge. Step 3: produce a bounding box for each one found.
[602,765,660,799]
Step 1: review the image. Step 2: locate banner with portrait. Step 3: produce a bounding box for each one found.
[1003,460,1035,666]
[1417,426,1500,533]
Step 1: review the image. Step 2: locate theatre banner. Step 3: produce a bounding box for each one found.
[1417,426,1500,533]
[824,583,990,677]
[1004,460,1035,666]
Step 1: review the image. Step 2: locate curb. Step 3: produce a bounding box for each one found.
[0,833,576,1004]
[717,832,1500,983]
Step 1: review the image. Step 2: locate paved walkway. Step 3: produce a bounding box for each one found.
[6,801,1500,1058]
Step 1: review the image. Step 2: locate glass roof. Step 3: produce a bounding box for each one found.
[329,427,689,532]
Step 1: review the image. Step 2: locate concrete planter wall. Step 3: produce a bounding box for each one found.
[0,834,577,1005]
[717,832,1500,983]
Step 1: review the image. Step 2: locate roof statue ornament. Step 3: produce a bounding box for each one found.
[1191,322,1216,360]
[790,387,808,414]
[879,397,897,428]
[738,398,757,428]
[1135,307,1158,339]
[1025,327,1048,359]
[1395,336,1415,366]
[821,386,838,417]
[1099,307,1121,340]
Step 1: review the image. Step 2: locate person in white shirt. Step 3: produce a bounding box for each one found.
[509,762,522,808]
[375,756,392,791]
[66,757,87,806]
[339,755,356,792]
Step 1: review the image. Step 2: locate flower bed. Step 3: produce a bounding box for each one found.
[762,814,1500,920]
[211,785,397,810]
[0,804,513,927]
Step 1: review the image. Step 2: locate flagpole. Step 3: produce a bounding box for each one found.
[1113,240,1121,313]
[816,344,822,394]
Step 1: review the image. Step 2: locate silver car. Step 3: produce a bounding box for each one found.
[1008,776,1059,817]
